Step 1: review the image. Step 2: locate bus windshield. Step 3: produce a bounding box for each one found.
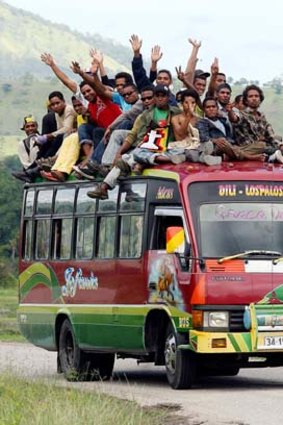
[188,181,283,258]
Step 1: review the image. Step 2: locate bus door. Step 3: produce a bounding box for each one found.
[147,207,192,310]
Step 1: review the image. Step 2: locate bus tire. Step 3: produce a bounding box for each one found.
[164,322,196,389]
[59,319,87,381]
[59,319,114,381]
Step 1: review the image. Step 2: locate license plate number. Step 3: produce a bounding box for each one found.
[263,336,283,349]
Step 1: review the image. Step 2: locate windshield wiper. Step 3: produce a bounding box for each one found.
[218,250,282,264]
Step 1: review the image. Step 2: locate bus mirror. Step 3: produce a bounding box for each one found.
[166,226,185,254]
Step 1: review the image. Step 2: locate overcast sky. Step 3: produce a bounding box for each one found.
[4,0,283,83]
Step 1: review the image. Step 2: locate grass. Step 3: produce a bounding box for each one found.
[0,373,170,425]
[0,287,25,342]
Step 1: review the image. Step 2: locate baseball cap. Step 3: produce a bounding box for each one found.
[21,115,37,130]
[194,69,210,79]
[154,84,170,95]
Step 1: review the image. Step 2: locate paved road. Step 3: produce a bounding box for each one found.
[1,342,283,425]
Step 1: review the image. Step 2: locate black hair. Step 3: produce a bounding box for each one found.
[48,91,64,101]
[114,72,133,84]
[123,83,138,92]
[157,69,172,81]
[140,85,154,94]
[215,83,232,93]
[203,96,218,108]
[242,84,264,106]
[180,88,200,103]
[79,80,91,90]
[234,94,243,104]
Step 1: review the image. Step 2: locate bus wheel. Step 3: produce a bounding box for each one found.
[59,319,89,381]
[164,323,196,389]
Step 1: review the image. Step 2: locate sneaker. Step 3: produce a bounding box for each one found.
[275,150,283,164]
[170,154,186,164]
[87,184,109,200]
[11,170,33,183]
[115,159,131,176]
[125,190,143,202]
[202,141,214,156]
[201,154,222,166]
[72,165,96,180]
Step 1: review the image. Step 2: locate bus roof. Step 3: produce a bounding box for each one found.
[144,161,283,183]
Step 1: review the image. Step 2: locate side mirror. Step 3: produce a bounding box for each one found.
[166,226,185,254]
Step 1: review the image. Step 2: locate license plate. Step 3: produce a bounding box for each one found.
[263,336,283,349]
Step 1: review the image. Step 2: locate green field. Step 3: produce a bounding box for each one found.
[0,287,24,342]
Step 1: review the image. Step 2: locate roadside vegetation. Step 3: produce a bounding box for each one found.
[0,287,24,342]
[0,373,169,425]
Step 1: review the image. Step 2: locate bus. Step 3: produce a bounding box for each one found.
[17,161,283,389]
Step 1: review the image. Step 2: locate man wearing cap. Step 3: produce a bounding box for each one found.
[11,116,40,181]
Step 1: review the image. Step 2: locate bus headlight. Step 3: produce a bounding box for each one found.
[203,311,229,329]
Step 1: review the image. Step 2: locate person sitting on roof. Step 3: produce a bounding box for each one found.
[170,90,221,166]
[11,115,39,181]
[228,84,279,159]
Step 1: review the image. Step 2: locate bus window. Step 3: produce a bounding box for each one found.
[97,187,118,213]
[76,217,94,259]
[23,220,33,260]
[119,215,143,258]
[35,219,51,259]
[97,216,116,258]
[151,214,184,250]
[119,183,146,212]
[76,187,96,214]
[24,190,35,216]
[36,190,53,215]
[54,188,76,214]
[53,218,73,260]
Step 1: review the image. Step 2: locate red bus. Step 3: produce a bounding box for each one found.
[18,161,283,388]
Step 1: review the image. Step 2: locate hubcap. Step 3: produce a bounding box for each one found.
[65,330,74,366]
[165,332,177,374]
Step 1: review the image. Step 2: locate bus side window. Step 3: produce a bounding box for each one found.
[23,220,33,260]
[52,219,73,260]
[97,216,116,258]
[119,215,143,258]
[35,219,51,260]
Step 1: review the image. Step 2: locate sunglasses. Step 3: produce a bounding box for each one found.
[141,95,154,101]
[122,91,135,98]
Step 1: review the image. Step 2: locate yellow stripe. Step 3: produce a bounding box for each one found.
[167,229,184,252]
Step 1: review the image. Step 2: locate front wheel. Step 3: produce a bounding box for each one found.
[164,322,196,389]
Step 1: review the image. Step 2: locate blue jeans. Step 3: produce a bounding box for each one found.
[78,124,105,149]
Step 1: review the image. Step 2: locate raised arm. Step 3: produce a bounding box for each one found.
[184,38,202,84]
[206,57,219,97]
[149,45,163,82]
[71,60,112,101]
[41,53,78,94]
[129,34,152,91]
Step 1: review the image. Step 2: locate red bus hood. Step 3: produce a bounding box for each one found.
[204,259,283,305]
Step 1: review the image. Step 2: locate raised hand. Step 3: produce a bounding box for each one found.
[188,38,202,49]
[70,61,81,75]
[175,65,185,82]
[41,52,55,67]
[89,48,104,65]
[129,34,143,54]
[211,57,219,75]
[151,45,163,63]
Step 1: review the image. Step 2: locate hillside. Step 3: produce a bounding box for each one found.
[0,1,132,79]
